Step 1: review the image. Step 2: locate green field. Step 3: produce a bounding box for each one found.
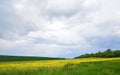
[0,56,120,75]
[0,55,64,62]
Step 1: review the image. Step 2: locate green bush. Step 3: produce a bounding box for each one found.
[75,49,120,58]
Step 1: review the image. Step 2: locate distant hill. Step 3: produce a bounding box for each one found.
[0,55,65,62]
[75,49,120,58]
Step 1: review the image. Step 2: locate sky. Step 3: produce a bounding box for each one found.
[0,0,120,58]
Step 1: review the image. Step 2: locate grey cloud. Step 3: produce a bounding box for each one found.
[0,0,36,40]
[0,0,120,58]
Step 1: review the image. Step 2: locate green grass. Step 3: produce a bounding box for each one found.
[0,57,120,75]
[0,55,64,62]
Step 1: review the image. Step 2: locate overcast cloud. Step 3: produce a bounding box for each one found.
[0,0,120,58]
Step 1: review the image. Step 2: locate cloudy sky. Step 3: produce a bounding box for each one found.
[0,0,120,58]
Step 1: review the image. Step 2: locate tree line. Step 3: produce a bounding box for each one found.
[75,49,120,58]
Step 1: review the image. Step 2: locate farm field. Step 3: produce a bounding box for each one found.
[0,57,120,75]
[0,55,64,62]
[1,0,120,75]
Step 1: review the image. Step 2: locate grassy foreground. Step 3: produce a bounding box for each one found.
[0,58,120,75]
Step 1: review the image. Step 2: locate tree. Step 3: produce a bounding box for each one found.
[106,49,112,52]
[75,49,120,58]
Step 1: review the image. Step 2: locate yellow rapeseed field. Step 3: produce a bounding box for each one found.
[0,58,120,70]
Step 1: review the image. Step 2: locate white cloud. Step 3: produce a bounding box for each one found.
[0,39,16,50]
[0,0,120,57]
[47,0,83,14]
